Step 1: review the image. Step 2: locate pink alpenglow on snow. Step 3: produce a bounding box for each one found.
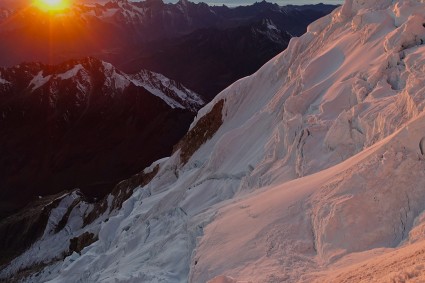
[2,0,425,282]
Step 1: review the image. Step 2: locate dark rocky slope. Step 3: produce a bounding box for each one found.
[0,57,203,219]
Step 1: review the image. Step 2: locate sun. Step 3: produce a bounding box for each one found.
[34,0,71,11]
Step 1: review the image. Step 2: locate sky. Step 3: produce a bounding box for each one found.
[97,0,345,5]
[0,0,344,9]
[164,0,344,5]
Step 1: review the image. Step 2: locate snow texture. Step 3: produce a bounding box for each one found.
[129,69,204,111]
[29,71,52,91]
[0,75,9,85]
[24,60,202,111]
[3,0,425,282]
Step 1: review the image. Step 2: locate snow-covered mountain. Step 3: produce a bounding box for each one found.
[0,57,203,220]
[3,0,425,282]
[129,17,293,100]
[0,0,336,99]
[0,0,335,39]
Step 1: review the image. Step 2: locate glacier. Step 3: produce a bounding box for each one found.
[2,0,425,282]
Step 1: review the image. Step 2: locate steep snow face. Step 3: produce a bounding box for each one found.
[3,59,203,111]
[187,0,425,187]
[129,69,204,111]
[3,0,425,282]
[100,61,204,109]
[192,114,425,282]
[13,192,94,271]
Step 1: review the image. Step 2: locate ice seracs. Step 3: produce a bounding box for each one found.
[3,0,425,282]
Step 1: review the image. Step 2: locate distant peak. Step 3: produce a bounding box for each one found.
[177,0,190,6]
[104,0,130,9]
[144,0,164,4]
[253,0,275,6]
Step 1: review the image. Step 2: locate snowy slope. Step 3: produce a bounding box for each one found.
[128,68,204,111]
[19,59,203,111]
[3,0,425,282]
[100,60,204,110]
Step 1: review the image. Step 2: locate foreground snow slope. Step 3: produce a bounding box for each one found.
[194,111,425,282]
[3,0,425,282]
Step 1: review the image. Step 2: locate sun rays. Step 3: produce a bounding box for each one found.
[34,0,71,12]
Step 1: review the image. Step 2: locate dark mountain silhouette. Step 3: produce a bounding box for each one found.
[0,0,337,99]
[0,57,203,219]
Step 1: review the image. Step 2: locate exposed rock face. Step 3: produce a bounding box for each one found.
[0,192,80,268]
[7,1,425,283]
[69,232,98,254]
[0,161,161,277]
[83,163,160,226]
[174,99,224,164]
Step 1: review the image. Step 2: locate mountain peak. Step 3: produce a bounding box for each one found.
[9,1,423,282]
[10,0,423,281]
[339,0,393,19]
[252,0,279,9]
[104,0,131,9]
[177,0,190,5]
[141,0,165,6]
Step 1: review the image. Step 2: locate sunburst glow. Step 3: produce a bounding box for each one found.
[34,0,71,11]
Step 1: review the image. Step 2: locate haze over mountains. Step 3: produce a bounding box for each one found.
[2,0,425,282]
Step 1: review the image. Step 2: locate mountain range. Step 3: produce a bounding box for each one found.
[0,0,336,99]
[0,57,203,219]
[0,0,335,217]
[2,0,425,282]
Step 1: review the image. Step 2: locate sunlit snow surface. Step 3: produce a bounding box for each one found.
[3,0,425,282]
